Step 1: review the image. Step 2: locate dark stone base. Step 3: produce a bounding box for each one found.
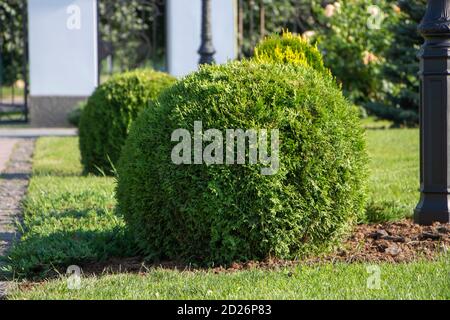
[29,96,87,127]
[414,192,450,225]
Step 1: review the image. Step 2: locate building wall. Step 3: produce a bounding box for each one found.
[28,0,98,96]
[29,96,86,128]
[28,0,98,127]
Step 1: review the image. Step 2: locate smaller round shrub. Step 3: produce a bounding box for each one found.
[254,31,329,75]
[79,69,176,175]
[67,101,86,128]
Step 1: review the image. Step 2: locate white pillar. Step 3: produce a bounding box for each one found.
[28,0,98,126]
[28,0,98,96]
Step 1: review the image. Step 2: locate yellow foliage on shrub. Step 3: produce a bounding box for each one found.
[254,31,330,76]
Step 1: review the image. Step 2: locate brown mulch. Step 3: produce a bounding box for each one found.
[311,219,449,264]
[76,219,449,276]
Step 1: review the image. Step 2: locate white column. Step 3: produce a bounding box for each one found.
[28,0,98,96]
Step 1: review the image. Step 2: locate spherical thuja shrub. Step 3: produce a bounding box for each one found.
[254,31,329,75]
[79,69,176,175]
[117,61,367,264]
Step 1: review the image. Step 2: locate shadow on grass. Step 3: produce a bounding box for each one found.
[3,209,139,281]
[32,170,83,178]
[29,208,110,221]
[2,202,417,280]
[32,169,115,179]
[0,172,30,180]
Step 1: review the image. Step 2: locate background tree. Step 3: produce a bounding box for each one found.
[315,0,399,108]
[98,0,165,74]
[239,0,323,57]
[365,0,426,126]
[0,0,26,86]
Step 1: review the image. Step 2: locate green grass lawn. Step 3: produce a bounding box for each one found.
[4,128,447,300]
[365,129,419,222]
[3,138,137,278]
[9,258,449,300]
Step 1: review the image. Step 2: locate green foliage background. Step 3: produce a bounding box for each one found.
[0,0,26,85]
[2,0,427,125]
[365,0,426,125]
[98,0,165,72]
[315,0,399,107]
[246,0,425,125]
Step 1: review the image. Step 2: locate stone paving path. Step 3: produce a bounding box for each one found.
[0,139,35,299]
[0,139,18,173]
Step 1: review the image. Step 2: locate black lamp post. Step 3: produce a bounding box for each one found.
[0,36,3,91]
[415,0,450,225]
[198,0,215,65]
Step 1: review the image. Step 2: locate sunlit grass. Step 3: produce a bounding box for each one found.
[6,129,445,300]
[9,257,449,300]
[365,129,419,222]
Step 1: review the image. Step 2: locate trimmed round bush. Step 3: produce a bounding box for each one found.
[79,69,176,175]
[117,61,367,264]
[254,31,329,75]
[67,101,86,128]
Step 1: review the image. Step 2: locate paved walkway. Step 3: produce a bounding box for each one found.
[0,128,75,298]
[0,128,77,138]
[0,139,18,174]
[0,139,35,299]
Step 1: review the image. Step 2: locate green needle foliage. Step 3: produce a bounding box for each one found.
[78,69,176,175]
[117,61,368,265]
[254,31,329,75]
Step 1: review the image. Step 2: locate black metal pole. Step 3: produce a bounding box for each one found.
[22,0,28,122]
[414,0,450,225]
[198,0,215,65]
[238,0,244,59]
[0,36,3,103]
